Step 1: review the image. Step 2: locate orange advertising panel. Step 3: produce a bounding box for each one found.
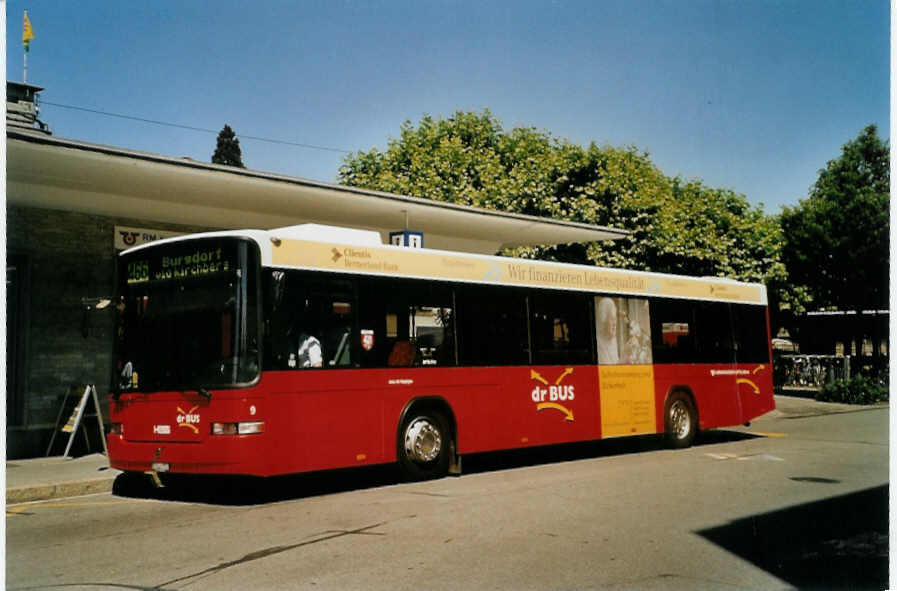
[598,365,657,437]
[271,239,765,304]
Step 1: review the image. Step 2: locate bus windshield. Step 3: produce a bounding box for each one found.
[116,238,260,393]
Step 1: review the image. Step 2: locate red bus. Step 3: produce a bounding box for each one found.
[108,224,775,481]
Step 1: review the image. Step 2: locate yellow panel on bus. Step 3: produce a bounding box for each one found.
[598,365,657,437]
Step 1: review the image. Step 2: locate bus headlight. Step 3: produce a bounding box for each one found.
[211,421,265,435]
[237,421,265,435]
[110,423,123,436]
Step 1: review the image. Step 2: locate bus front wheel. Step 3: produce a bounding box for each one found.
[664,392,697,449]
[398,410,450,481]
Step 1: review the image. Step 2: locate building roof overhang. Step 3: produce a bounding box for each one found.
[6,129,627,254]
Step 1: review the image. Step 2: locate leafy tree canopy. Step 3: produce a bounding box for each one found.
[212,124,245,168]
[339,110,786,292]
[780,124,889,312]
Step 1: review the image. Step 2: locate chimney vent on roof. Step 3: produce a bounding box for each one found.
[7,80,51,134]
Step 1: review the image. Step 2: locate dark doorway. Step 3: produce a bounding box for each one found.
[7,254,29,426]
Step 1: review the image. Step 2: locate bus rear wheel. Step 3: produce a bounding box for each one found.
[664,392,697,449]
[398,410,450,481]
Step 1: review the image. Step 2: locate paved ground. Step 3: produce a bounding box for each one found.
[6,453,118,504]
[5,396,889,590]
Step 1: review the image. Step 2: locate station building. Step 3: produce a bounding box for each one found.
[6,81,625,458]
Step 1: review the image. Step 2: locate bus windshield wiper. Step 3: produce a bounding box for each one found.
[197,387,212,400]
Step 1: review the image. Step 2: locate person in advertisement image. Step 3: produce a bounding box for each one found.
[596,296,656,437]
[596,296,652,366]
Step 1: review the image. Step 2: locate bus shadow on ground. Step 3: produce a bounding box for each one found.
[112,429,761,506]
[696,485,888,590]
[460,429,760,475]
[111,465,402,506]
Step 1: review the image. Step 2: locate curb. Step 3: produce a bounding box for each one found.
[7,475,119,505]
[770,396,888,418]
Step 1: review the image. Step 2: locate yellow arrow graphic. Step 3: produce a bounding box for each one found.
[537,402,574,422]
[736,378,760,395]
[752,364,766,375]
[554,367,574,384]
[530,369,549,386]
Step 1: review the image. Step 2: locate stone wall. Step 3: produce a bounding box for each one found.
[7,204,211,458]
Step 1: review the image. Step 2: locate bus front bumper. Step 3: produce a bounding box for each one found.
[107,434,271,477]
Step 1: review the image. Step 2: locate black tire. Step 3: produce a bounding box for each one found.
[664,392,697,449]
[397,410,451,481]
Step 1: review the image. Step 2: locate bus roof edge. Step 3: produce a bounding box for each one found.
[269,224,383,246]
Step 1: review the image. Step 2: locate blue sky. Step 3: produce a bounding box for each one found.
[6,0,889,212]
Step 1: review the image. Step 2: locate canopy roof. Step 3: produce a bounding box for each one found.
[7,129,627,254]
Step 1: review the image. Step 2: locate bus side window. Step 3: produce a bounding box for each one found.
[694,301,735,363]
[531,292,592,365]
[456,286,529,366]
[358,278,455,368]
[263,270,355,370]
[650,298,697,364]
[731,304,770,363]
[321,300,354,367]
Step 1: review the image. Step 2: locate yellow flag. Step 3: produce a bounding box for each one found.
[23,12,34,44]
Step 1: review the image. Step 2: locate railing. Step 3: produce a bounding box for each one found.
[774,354,850,389]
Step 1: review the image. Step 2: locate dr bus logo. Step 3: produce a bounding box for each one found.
[529,368,575,422]
[176,406,200,434]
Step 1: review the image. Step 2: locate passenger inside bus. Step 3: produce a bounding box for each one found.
[295,332,323,368]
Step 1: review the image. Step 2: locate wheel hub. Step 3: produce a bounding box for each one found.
[670,400,691,439]
[404,419,442,463]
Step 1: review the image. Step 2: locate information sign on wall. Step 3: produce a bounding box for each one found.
[114,226,184,251]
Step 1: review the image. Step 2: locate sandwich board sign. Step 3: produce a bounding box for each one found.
[47,384,108,457]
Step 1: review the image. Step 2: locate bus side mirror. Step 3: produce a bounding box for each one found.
[80,298,111,338]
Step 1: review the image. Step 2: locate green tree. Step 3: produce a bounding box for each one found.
[339,110,786,290]
[212,124,244,168]
[780,125,889,313]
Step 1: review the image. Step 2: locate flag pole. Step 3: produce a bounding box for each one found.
[23,10,28,84]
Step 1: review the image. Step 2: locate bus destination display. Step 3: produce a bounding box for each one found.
[126,246,233,285]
